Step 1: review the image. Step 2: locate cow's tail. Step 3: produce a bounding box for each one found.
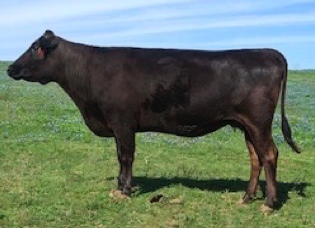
[280,57,300,153]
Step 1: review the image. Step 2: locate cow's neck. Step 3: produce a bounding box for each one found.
[55,41,91,108]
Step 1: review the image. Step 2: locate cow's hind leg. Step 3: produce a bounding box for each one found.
[240,132,262,204]
[246,127,279,212]
[262,140,278,212]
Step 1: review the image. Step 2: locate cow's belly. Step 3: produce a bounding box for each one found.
[138,120,229,137]
[139,108,231,137]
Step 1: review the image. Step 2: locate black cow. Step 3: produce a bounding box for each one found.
[7,30,300,212]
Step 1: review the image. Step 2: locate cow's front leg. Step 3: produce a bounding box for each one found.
[114,127,135,196]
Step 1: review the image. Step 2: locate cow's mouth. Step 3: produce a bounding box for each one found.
[9,73,24,80]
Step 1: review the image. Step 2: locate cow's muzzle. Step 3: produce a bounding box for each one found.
[7,64,23,80]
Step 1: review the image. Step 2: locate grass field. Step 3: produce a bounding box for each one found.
[0,61,315,227]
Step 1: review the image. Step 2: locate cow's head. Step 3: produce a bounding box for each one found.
[7,30,59,84]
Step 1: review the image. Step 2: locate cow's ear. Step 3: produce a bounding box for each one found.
[43,30,55,40]
[39,30,58,56]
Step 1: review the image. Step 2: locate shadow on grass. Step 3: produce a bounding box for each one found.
[133,176,310,209]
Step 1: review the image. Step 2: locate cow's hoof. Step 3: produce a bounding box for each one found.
[237,198,247,205]
[109,190,130,200]
[260,204,273,215]
[237,195,254,205]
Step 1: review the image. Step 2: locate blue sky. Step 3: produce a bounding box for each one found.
[1,0,315,69]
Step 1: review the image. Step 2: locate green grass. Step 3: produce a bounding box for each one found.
[1,61,315,227]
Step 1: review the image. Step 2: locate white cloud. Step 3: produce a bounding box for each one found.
[1,0,315,68]
[0,0,194,27]
[199,35,315,49]
[2,0,314,29]
[76,12,315,41]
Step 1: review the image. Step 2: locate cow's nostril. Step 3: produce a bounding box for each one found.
[7,65,14,76]
[7,65,11,74]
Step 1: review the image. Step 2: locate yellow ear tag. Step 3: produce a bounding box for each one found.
[37,47,44,57]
